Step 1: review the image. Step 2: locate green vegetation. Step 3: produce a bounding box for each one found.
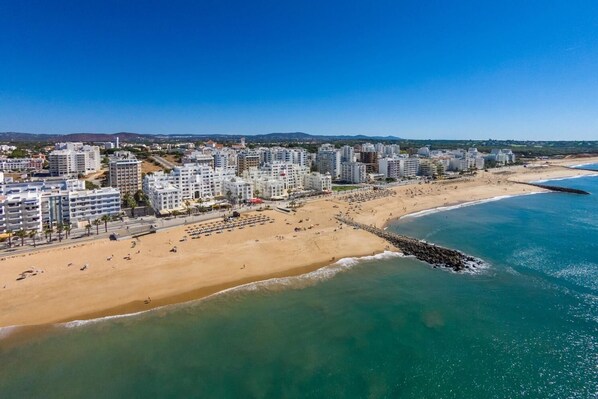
[7,148,28,158]
[85,180,100,190]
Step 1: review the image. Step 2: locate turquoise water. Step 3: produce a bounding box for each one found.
[1,173,597,398]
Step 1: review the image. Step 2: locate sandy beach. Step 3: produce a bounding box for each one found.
[1,157,596,329]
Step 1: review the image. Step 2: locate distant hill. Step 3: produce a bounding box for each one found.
[0,131,402,143]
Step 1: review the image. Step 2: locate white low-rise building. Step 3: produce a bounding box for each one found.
[0,157,44,171]
[223,178,253,203]
[0,180,121,233]
[303,172,332,192]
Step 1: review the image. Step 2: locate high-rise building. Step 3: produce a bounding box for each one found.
[48,144,101,177]
[109,152,142,197]
[316,145,341,179]
[340,162,367,184]
[237,152,260,176]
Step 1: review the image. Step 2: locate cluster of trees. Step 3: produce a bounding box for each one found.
[3,214,119,248]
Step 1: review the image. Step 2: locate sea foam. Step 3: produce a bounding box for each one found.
[533,173,598,183]
[400,192,542,219]
[58,251,406,330]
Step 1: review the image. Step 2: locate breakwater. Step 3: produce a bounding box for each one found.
[336,216,484,272]
[514,181,590,195]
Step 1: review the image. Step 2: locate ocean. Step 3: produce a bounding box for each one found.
[1,172,597,398]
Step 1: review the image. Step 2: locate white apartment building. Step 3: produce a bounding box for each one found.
[402,158,420,178]
[260,147,307,167]
[0,191,43,233]
[303,172,332,192]
[254,178,287,200]
[65,188,121,223]
[49,144,101,177]
[316,145,341,179]
[147,183,182,214]
[223,178,253,203]
[0,180,121,233]
[182,151,215,168]
[340,162,367,184]
[378,158,401,180]
[143,165,236,212]
[340,145,355,163]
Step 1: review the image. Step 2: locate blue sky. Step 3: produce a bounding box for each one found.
[1,0,597,139]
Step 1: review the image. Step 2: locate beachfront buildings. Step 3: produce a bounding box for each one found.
[48,143,101,177]
[108,152,142,196]
[377,157,420,179]
[143,164,238,213]
[0,179,121,233]
[340,162,367,184]
[316,144,341,179]
[223,178,253,203]
[486,149,516,165]
[303,172,332,192]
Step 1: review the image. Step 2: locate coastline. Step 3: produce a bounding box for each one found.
[1,156,597,331]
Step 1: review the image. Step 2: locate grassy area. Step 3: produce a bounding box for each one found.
[332,185,360,192]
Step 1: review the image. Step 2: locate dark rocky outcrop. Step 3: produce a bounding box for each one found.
[514,181,590,195]
[337,217,484,272]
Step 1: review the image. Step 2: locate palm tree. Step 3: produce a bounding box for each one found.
[64,225,72,239]
[56,223,64,242]
[29,230,38,247]
[93,219,102,235]
[85,223,92,237]
[44,224,54,243]
[184,200,192,216]
[101,215,111,233]
[6,229,12,247]
[14,229,27,246]
[125,194,138,218]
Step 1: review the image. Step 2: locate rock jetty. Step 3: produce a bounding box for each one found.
[514,181,590,195]
[336,216,484,272]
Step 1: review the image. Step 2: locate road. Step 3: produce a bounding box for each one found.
[151,155,176,169]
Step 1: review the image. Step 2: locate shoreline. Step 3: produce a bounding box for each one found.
[1,156,597,333]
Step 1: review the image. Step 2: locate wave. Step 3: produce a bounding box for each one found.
[533,173,598,183]
[57,251,406,329]
[0,325,21,340]
[211,251,407,295]
[570,162,598,168]
[400,192,543,219]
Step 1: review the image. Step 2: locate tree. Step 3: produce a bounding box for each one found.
[29,230,38,247]
[64,225,72,239]
[14,229,27,246]
[124,194,138,217]
[85,223,92,237]
[93,219,102,235]
[85,180,100,190]
[44,224,54,243]
[6,229,12,247]
[254,189,260,198]
[184,200,192,216]
[134,189,148,205]
[56,223,64,242]
[101,215,111,233]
